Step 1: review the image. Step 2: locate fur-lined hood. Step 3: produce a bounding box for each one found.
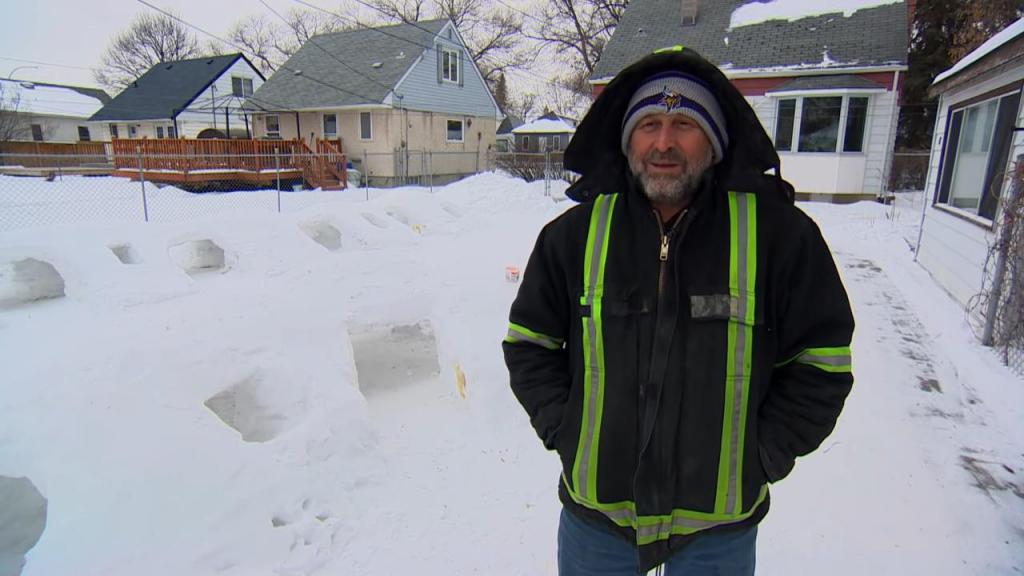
[564,47,792,203]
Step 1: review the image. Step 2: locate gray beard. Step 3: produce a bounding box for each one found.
[628,147,713,207]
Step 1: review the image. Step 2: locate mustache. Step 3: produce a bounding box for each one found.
[644,149,686,164]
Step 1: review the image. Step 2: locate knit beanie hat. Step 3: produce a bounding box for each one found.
[620,71,729,163]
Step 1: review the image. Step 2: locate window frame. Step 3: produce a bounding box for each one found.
[441,47,459,84]
[31,124,43,142]
[109,124,119,139]
[935,88,1021,222]
[156,126,165,139]
[77,126,91,142]
[265,114,280,138]
[772,93,873,154]
[322,112,338,138]
[359,111,373,141]
[446,119,464,143]
[231,76,254,98]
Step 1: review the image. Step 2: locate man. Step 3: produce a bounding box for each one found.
[502,47,854,575]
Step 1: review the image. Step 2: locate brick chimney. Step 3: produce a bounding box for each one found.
[681,0,698,25]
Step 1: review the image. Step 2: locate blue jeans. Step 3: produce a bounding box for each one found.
[558,507,757,576]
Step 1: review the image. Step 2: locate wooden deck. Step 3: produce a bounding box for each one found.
[110,138,348,190]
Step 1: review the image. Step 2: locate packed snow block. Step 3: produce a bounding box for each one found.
[351,322,440,396]
[168,239,226,274]
[0,258,66,309]
[108,243,139,264]
[385,209,410,226]
[361,213,389,229]
[299,220,342,251]
[0,476,47,576]
[204,373,305,443]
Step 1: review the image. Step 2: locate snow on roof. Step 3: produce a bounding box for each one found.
[933,18,1024,85]
[512,118,576,134]
[0,79,106,119]
[729,0,902,29]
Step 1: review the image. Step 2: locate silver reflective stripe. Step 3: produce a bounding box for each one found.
[574,193,617,500]
[729,193,751,515]
[505,324,563,350]
[798,349,852,370]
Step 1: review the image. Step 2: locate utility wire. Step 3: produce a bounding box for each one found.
[258,0,394,91]
[135,0,381,106]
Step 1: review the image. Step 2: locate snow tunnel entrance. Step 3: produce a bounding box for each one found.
[0,258,66,309]
[0,476,47,576]
[350,322,440,397]
[168,239,226,275]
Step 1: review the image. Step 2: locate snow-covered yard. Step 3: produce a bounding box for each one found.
[0,174,1021,575]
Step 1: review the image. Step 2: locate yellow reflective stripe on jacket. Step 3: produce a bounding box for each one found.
[504,322,563,350]
[779,346,852,373]
[716,191,757,516]
[573,192,618,501]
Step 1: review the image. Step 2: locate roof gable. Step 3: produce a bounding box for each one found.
[248,19,449,111]
[90,54,252,121]
[593,0,908,82]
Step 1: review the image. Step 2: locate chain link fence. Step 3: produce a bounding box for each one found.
[0,149,502,232]
[969,156,1024,376]
[887,150,931,192]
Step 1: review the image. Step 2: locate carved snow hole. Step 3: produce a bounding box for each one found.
[385,209,410,226]
[169,239,225,274]
[441,201,464,218]
[0,258,65,309]
[109,244,139,264]
[351,322,440,397]
[299,221,342,251]
[0,476,47,576]
[361,213,389,229]
[204,373,305,443]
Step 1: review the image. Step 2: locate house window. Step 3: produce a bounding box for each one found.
[156,126,165,139]
[232,76,254,97]
[774,96,871,153]
[31,124,43,142]
[774,99,796,151]
[168,125,176,138]
[78,126,91,141]
[937,90,1021,220]
[447,119,464,142]
[798,97,842,152]
[110,124,119,139]
[323,113,337,138]
[360,112,372,140]
[265,114,280,138]
[521,135,529,149]
[129,125,138,138]
[442,48,459,83]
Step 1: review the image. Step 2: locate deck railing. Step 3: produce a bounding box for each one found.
[111,138,310,173]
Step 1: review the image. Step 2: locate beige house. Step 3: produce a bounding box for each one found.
[246,19,500,186]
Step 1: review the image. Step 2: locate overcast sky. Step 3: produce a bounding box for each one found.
[1,0,555,102]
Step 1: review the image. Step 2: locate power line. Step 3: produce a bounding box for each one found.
[134,0,381,106]
[290,0,444,54]
[258,0,393,91]
[0,56,95,71]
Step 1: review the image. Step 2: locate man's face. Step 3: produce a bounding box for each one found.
[627,112,713,206]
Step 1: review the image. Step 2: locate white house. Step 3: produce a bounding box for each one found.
[90,53,265,140]
[0,78,109,143]
[917,19,1024,316]
[511,114,577,153]
[590,0,910,201]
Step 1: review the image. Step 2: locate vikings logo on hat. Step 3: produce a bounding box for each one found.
[660,88,684,112]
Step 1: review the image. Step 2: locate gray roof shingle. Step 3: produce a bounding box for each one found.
[592,0,908,82]
[246,19,448,112]
[91,54,250,121]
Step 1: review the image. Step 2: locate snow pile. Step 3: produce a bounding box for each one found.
[0,79,105,119]
[729,0,902,29]
[0,176,1021,575]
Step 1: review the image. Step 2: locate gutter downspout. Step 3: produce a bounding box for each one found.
[880,69,902,200]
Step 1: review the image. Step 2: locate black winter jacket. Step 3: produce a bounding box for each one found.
[503,48,854,573]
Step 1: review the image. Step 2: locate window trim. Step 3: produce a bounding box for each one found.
[156,126,165,139]
[441,47,459,84]
[772,92,873,154]
[446,118,465,142]
[109,124,119,139]
[322,112,338,138]
[265,114,281,138]
[31,124,43,142]
[77,126,91,142]
[231,76,254,98]
[359,111,373,141]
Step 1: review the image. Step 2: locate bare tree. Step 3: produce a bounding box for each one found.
[0,83,29,142]
[525,0,625,94]
[360,0,532,85]
[504,88,538,121]
[94,12,206,93]
[229,15,284,75]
